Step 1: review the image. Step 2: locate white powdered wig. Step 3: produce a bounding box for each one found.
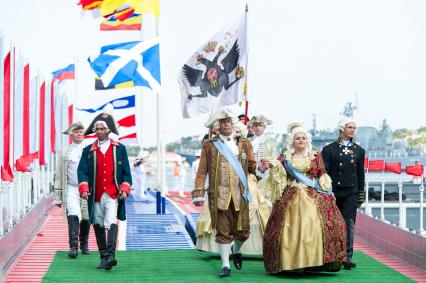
[233,121,248,138]
[286,121,312,155]
[93,121,109,133]
[338,117,356,132]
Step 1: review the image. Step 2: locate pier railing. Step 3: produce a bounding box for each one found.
[362,177,425,237]
[0,162,54,238]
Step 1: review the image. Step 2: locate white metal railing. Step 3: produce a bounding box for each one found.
[0,163,53,238]
[363,177,425,237]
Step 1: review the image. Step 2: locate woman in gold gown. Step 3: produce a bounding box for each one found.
[263,122,346,273]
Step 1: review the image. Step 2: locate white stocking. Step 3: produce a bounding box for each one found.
[218,243,231,268]
[233,240,244,254]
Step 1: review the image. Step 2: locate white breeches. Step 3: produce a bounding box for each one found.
[136,174,146,197]
[66,185,82,221]
[94,192,118,229]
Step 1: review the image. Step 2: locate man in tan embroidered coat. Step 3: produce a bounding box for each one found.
[249,115,277,162]
[192,109,268,278]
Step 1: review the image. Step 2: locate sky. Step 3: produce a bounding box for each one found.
[0,0,425,146]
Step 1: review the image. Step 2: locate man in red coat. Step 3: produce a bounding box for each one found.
[78,113,132,270]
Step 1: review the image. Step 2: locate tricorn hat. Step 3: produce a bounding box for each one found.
[250,115,273,126]
[84,112,119,136]
[204,108,236,129]
[62,121,85,135]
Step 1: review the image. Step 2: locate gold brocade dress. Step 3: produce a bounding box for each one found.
[195,174,270,255]
[263,152,346,273]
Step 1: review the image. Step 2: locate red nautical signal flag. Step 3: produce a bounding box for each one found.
[101,13,142,31]
[78,0,103,10]
[385,162,402,174]
[368,160,385,171]
[406,164,424,177]
[2,49,14,182]
[1,165,13,182]
[15,152,38,172]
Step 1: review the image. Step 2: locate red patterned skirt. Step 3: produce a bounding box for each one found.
[263,186,346,274]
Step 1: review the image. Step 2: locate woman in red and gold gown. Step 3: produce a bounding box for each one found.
[263,122,346,274]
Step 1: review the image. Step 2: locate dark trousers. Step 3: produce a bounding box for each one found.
[334,187,357,260]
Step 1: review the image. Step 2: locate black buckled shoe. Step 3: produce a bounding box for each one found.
[219,267,231,278]
[104,254,117,270]
[231,245,242,270]
[68,246,78,259]
[343,260,357,270]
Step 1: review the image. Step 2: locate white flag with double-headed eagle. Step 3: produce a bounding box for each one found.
[178,13,248,118]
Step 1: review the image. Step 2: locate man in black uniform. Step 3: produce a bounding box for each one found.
[322,118,365,270]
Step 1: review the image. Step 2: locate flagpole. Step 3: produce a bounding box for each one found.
[8,42,15,230]
[154,12,166,196]
[420,174,424,235]
[0,30,4,236]
[244,4,249,125]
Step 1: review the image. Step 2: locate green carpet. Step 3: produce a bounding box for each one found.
[42,250,414,283]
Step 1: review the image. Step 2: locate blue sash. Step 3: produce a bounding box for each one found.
[213,140,251,202]
[284,159,332,195]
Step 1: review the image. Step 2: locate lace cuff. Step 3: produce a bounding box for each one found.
[192,197,205,204]
[264,160,287,203]
[319,174,332,191]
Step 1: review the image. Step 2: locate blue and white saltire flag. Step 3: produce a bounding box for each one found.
[88,38,161,92]
[76,95,135,113]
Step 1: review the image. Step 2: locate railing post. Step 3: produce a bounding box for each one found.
[0,182,4,237]
[419,178,424,235]
[365,169,371,216]
[16,172,22,219]
[398,177,406,229]
[161,194,166,214]
[8,182,14,230]
[156,191,161,214]
[380,172,385,220]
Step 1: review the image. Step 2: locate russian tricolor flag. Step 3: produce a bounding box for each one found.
[52,64,75,82]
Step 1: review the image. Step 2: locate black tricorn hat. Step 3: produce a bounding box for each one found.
[84,112,119,136]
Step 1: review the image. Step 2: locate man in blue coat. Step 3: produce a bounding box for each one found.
[78,113,132,270]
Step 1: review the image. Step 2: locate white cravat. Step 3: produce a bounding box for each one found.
[341,140,352,147]
[219,134,239,156]
[98,139,111,154]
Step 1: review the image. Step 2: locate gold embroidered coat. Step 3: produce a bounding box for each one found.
[192,136,257,230]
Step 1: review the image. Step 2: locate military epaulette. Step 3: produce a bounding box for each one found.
[352,142,364,150]
[210,136,220,142]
